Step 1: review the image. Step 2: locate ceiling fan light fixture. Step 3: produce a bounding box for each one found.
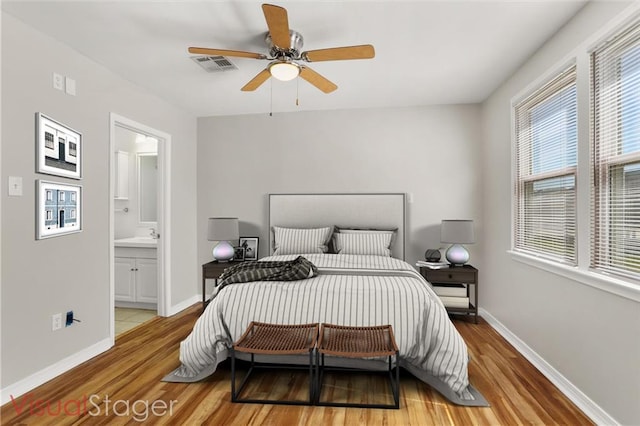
[269,61,300,81]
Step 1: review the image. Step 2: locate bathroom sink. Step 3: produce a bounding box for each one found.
[114,236,158,248]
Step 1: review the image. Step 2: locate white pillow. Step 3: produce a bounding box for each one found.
[333,232,393,256]
[272,226,333,255]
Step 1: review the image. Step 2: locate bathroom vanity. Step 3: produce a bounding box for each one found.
[114,237,157,308]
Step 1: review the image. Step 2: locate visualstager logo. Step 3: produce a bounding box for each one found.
[10,393,178,422]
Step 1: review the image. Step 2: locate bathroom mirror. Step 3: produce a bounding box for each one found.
[137,153,157,224]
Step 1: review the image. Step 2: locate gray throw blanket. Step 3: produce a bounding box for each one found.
[217,256,317,290]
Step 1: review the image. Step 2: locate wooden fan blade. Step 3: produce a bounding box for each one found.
[302,44,375,62]
[299,66,337,93]
[262,4,290,50]
[188,47,267,60]
[241,68,272,91]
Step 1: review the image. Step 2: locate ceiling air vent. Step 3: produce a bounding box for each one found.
[191,55,238,73]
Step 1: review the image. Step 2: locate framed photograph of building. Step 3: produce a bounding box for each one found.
[37,180,82,239]
[36,112,82,179]
[239,237,259,261]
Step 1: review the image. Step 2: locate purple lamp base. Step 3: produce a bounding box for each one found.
[445,244,469,266]
[213,241,234,262]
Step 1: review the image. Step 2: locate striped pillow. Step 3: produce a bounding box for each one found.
[337,227,397,245]
[333,232,393,256]
[272,226,333,255]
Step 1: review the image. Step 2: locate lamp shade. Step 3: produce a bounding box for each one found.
[207,217,239,242]
[441,220,475,244]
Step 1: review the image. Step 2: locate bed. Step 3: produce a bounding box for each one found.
[164,193,487,406]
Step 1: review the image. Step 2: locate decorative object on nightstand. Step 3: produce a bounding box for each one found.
[440,220,475,266]
[233,246,245,261]
[208,217,239,262]
[239,237,259,261]
[424,248,442,262]
[419,264,478,323]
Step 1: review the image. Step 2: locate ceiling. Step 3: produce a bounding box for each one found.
[2,1,586,117]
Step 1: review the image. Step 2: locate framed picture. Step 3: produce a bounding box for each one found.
[36,112,82,179]
[239,237,259,261]
[233,246,245,261]
[36,180,82,239]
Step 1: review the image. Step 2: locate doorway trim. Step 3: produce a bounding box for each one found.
[109,113,172,344]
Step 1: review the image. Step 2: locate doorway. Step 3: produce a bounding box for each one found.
[109,113,171,344]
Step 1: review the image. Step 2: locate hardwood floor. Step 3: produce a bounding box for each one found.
[1,305,593,425]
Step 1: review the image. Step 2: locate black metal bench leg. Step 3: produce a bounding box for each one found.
[393,352,400,408]
[232,352,257,402]
[231,348,236,401]
[308,349,314,404]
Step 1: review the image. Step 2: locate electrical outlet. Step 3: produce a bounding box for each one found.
[53,73,64,91]
[52,313,62,331]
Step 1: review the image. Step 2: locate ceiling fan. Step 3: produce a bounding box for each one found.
[188,3,375,94]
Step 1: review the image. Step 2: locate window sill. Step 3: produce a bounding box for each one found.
[508,250,640,303]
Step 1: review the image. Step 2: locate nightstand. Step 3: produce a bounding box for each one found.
[419,265,478,323]
[202,260,242,311]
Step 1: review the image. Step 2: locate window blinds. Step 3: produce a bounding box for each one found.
[514,66,577,264]
[591,21,640,279]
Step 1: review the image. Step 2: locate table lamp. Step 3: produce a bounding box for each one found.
[207,217,239,262]
[441,220,475,266]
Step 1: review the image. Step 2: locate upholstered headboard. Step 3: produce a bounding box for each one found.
[269,193,406,259]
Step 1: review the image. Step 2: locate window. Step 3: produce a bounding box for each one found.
[514,66,578,264]
[69,141,77,157]
[46,210,52,221]
[591,22,640,280]
[44,131,55,149]
[46,190,52,201]
[59,191,65,202]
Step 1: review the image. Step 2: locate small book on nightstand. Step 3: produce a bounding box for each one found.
[416,261,449,269]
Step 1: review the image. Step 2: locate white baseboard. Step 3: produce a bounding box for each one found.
[0,338,112,406]
[1,295,198,407]
[479,308,619,426]
[167,294,200,316]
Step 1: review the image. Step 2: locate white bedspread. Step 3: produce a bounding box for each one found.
[164,254,487,406]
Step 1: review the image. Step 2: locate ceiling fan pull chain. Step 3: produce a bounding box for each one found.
[269,78,273,117]
[296,77,299,106]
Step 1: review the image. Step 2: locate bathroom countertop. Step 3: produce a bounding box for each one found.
[114,237,158,248]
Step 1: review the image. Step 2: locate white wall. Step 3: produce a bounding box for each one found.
[0,13,198,390]
[197,105,483,283]
[480,2,639,424]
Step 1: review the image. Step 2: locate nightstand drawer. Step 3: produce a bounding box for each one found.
[423,269,476,284]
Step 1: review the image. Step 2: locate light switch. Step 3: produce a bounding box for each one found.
[8,176,22,196]
[65,77,76,96]
[407,192,414,204]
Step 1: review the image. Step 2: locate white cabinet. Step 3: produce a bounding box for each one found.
[135,258,158,303]
[114,151,129,200]
[115,256,157,305]
[115,257,136,302]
